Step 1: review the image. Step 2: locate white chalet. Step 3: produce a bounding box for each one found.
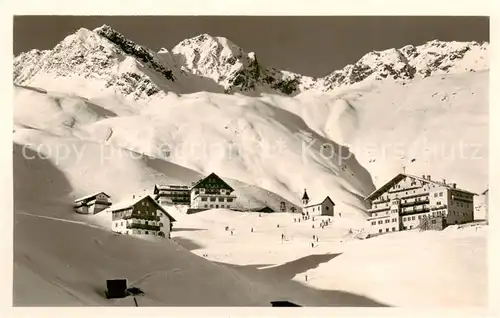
[301,189,335,216]
[108,195,176,239]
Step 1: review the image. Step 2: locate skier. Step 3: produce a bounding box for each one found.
[251,227,254,233]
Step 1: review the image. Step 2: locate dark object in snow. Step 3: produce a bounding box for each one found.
[126,287,145,296]
[105,279,128,299]
[271,300,302,307]
[411,158,416,162]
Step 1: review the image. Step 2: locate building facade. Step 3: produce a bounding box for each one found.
[109,195,176,238]
[153,184,191,206]
[190,173,237,209]
[303,194,335,217]
[74,192,111,214]
[365,174,476,236]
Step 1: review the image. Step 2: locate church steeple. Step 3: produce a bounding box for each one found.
[302,189,310,206]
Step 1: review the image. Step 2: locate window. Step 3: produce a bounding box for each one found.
[227,198,233,202]
[371,221,376,225]
[385,219,390,223]
[138,230,141,234]
[392,227,396,231]
[418,215,421,220]
[439,192,443,197]
[204,204,208,208]
[378,220,383,225]
[145,231,149,235]
[159,222,163,227]
[434,193,438,197]
[218,197,224,202]
[216,205,219,208]
[386,228,389,232]
[450,201,453,206]
[431,220,437,224]
[120,221,123,226]
[379,229,382,233]
[326,206,329,210]
[201,197,207,201]
[210,205,213,208]
[412,216,415,220]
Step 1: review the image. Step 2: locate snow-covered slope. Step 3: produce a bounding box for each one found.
[264,70,489,192]
[168,209,487,307]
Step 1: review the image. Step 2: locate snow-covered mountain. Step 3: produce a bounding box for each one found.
[14,24,489,100]
[12,24,489,219]
[12,24,489,307]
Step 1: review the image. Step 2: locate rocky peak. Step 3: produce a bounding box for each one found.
[320,39,489,91]
[93,25,174,81]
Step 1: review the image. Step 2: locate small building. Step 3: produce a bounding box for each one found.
[302,193,336,217]
[153,184,191,206]
[249,206,275,213]
[108,195,176,238]
[74,192,111,215]
[190,172,237,209]
[364,173,476,237]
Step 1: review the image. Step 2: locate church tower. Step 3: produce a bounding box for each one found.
[302,189,310,207]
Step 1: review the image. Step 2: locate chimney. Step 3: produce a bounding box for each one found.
[427,175,431,180]
[132,195,135,199]
[452,183,457,188]
[422,174,425,178]
[442,179,446,185]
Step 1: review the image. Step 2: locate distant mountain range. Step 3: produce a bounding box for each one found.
[13,24,489,100]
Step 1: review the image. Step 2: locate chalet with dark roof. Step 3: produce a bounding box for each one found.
[107,195,176,238]
[190,172,237,209]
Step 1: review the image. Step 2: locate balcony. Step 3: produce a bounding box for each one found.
[400,197,430,207]
[367,205,391,213]
[401,206,430,215]
[126,223,161,231]
[372,197,391,204]
[123,214,160,221]
[430,204,447,211]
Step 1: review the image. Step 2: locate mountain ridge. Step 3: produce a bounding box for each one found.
[13,24,489,100]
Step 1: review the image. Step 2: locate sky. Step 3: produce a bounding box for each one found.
[13,16,489,77]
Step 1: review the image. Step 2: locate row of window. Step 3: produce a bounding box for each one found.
[371,218,398,225]
[204,204,231,209]
[450,201,469,208]
[200,197,234,202]
[115,221,164,227]
[378,227,397,233]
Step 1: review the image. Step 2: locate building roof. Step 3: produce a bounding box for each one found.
[249,206,274,212]
[305,196,335,208]
[364,173,477,201]
[153,184,190,194]
[191,172,234,191]
[74,191,110,203]
[106,195,176,222]
[302,189,310,201]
